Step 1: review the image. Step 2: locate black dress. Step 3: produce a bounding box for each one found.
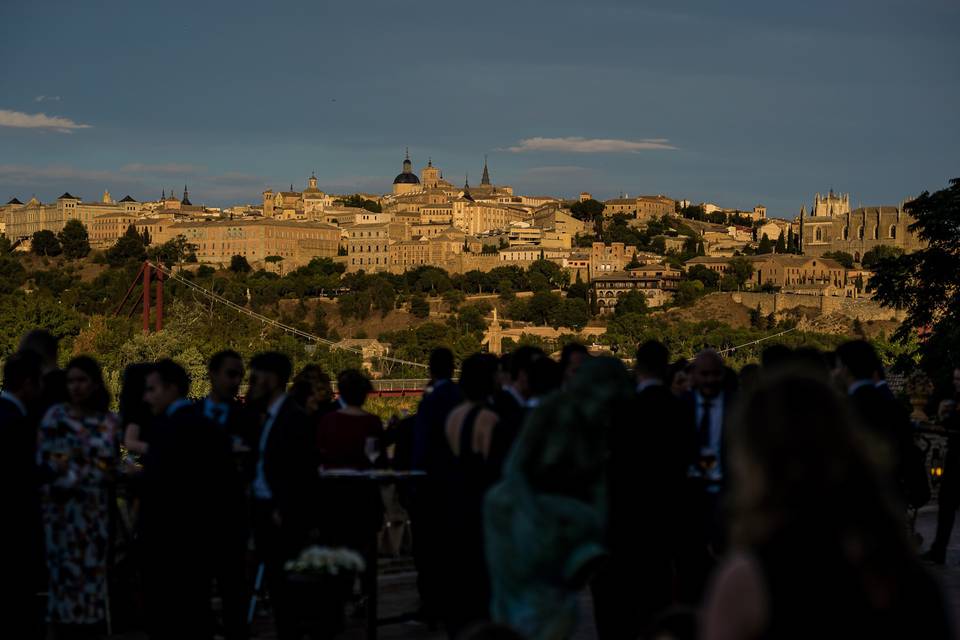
[439,405,499,636]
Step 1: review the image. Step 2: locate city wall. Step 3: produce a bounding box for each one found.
[731,292,904,322]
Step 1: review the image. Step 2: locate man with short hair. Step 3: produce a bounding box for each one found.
[676,348,731,604]
[197,350,250,640]
[593,340,696,638]
[924,366,960,565]
[410,347,462,624]
[491,345,544,444]
[141,359,235,639]
[834,340,913,488]
[248,351,316,640]
[1,350,46,638]
[18,329,67,417]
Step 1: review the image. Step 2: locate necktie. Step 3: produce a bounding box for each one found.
[698,399,713,449]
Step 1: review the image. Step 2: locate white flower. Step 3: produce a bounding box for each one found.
[284,546,366,575]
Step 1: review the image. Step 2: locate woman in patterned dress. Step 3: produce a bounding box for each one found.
[38,356,119,638]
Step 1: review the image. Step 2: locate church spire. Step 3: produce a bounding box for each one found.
[181,185,192,206]
[481,155,491,185]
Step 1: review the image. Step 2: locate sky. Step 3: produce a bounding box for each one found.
[1,0,958,217]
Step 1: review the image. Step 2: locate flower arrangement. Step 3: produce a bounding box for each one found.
[284,546,366,576]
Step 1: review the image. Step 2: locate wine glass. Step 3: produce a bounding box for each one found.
[364,437,380,466]
[698,447,718,474]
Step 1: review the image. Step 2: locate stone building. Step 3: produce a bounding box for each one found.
[635,195,676,221]
[392,150,421,196]
[346,223,392,272]
[4,191,143,240]
[590,241,626,276]
[685,254,847,291]
[592,265,682,313]
[168,218,339,269]
[798,190,923,261]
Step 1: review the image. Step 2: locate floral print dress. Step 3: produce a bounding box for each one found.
[38,404,120,625]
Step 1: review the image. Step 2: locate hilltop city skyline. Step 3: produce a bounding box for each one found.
[2,0,958,212]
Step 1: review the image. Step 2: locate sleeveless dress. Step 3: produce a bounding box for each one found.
[440,405,498,634]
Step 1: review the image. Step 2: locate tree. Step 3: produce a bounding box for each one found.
[686,264,721,289]
[570,198,605,221]
[527,291,561,325]
[870,178,960,373]
[757,233,773,254]
[0,235,12,255]
[265,255,285,275]
[58,219,90,259]
[230,255,252,273]
[675,279,705,306]
[822,251,855,269]
[626,251,642,269]
[861,245,904,269]
[786,228,798,253]
[774,231,786,254]
[726,257,755,289]
[107,225,146,267]
[32,230,62,257]
[615,289,649,316]
[410,294,430,318]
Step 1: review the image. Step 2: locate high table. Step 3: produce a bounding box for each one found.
[318,468,426,639]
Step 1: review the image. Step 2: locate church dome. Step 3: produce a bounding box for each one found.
[393,172,421,185]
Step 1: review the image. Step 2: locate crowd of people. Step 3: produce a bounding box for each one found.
[2,328,959,639]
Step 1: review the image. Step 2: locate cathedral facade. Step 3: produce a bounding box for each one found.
[799,190,924,261]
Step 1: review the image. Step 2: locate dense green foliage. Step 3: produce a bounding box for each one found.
[823,251,855,269]
[871,177,960,385]
[59,220,91,259]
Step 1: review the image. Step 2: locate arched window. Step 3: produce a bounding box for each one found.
[842,227,849,240]
[815,228,823,242]
[854,252,861,263]
[872,226,879,240]
[889,225,897,239]
[857,226,864,240]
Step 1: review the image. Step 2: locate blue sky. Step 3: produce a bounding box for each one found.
[1,0,957,217]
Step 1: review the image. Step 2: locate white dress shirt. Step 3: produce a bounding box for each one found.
[253,393,287,501]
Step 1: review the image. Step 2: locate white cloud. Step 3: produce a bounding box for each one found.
[506,136,675,153]
[0,109,90,133]
[34,95,62,103]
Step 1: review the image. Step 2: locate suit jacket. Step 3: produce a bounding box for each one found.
[491,388,526,455]
[849,384,913,482]
[0,397,44,589]
[607,385,695,553]
[140,402,237,553]
[684,390,735,484]
[412,379,463,472]
[255,396,319,535]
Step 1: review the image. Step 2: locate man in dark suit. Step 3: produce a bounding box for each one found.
[925,365,960,564]
[197,350,251,640]
[677,348,731,605]
[490,345,544,446]
[18,329,67,419]
[410,348,462,624]
[834,340,913,495]
[593,341,695,639]
[141,358,236,639]
[247,352,317,640]
[1,350,45,639]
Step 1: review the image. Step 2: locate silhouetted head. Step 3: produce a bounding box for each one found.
[691,349,725,399]
[248,351,292,406]
[635,340,670,383]
[458,353,499,403]
[208,349,244,402]
[18,329,59,372]
[337,369,373,407]
[2,349,43,406]
[143,358,189,415]
[833,340,882,387]
[559,342,589,384]
[66,355,110,413]
[429,347,455,382]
